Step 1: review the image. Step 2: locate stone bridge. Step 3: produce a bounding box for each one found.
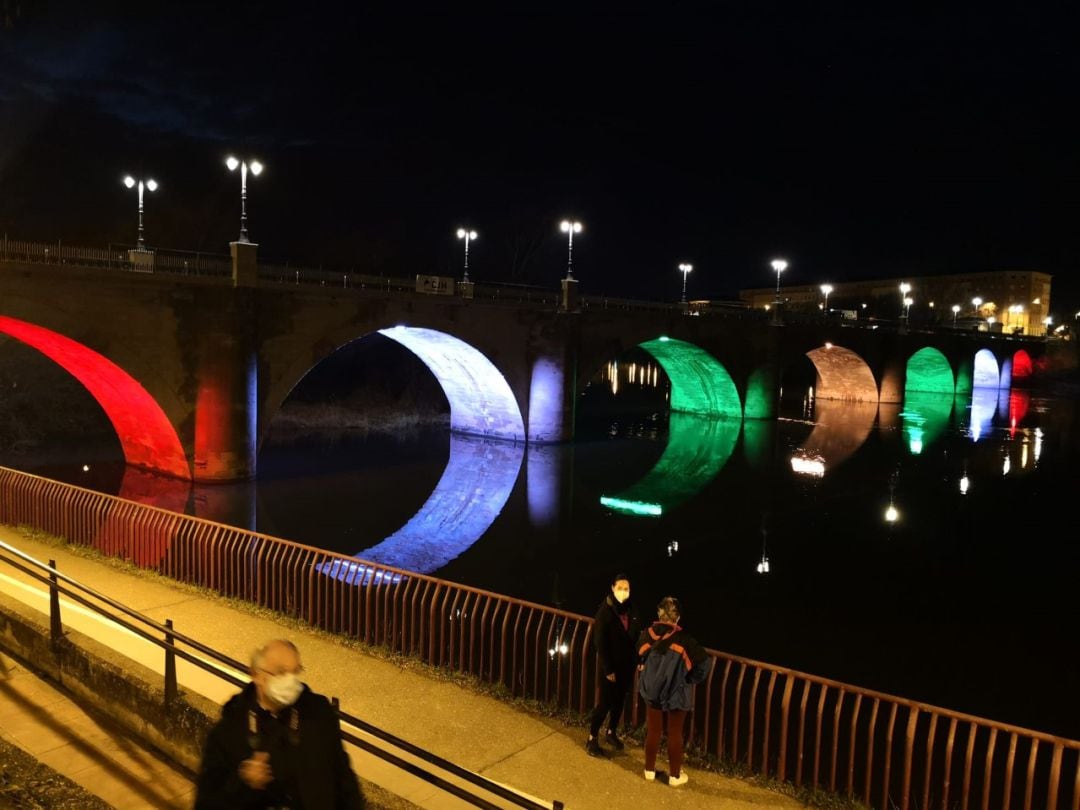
[0,244,1049,482]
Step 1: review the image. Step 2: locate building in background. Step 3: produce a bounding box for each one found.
[739,270,1053,335]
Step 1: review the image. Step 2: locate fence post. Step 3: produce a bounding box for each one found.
[48,559,62,648]
[164,618,177,704]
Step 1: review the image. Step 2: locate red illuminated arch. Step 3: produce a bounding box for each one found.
[0,316,190,479]
[1011,349,1033,379]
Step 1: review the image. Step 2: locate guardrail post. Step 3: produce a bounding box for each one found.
[164,619,177,704]
[47,559,62,648]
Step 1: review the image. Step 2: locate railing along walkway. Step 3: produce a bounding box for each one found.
[1,466,1075,809]
[0,537,562,810]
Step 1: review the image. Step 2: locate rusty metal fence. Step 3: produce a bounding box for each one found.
[0,465,1076,809]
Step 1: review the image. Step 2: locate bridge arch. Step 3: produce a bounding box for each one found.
[972,348,1001,389]
[905,347,956,394]
[268,325,525,444]
[803,344,879,402]
[636,336,742,418]
[0,315,190,479]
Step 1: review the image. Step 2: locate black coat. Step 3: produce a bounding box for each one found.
[593,594,640,679]
[195,682,365,810]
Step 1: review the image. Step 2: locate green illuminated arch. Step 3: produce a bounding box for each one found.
[905,347,956,395]
[639,337,742,418]
[600,413,741,517]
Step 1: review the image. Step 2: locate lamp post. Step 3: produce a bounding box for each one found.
[559,220,583,279]
[972,296,983,317]
[952,304,960,325]
[770,258,788,303]
[122,175,158,250]
[820,283,833,315]
[679,263,693,303]
[225,156,264,243]
[903,296,914,323]
[899,282,911,321]
[456,228,477,282]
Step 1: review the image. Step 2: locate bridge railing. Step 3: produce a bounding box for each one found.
[257,262,416,293]
[0,237,232,278]
[1,465,1076,809]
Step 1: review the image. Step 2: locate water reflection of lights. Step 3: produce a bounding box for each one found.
[600,413,739,517]
[885,472,900,523]
[667,540,679,557]
[959,475,970,494]
[600,497,663,516]
[1002,453,1011,476]
[1034,428,1043,463]
[790,452,826,477]
[756,529,770,573]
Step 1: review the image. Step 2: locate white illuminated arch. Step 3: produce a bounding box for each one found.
[378,326,525,441]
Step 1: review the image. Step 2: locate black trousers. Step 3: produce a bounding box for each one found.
[589,674,630,736]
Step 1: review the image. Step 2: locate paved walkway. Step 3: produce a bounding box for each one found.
[0,527,807,810]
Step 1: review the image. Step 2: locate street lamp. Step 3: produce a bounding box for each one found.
[770,258,788,303]
[678,263,693,303]
[952,304,960,325]
[820,283,833,315]
[899,282,911,318]
[456,228,477,282]
[122,175,158,250]
[903,296,914,322]
[972,296,983,316]
[225,155,264,243]
[560,220,583,279]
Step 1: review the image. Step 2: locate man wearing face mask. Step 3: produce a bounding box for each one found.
[195,639,365,809]
[585,574,639,756]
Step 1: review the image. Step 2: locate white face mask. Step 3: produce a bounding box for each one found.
[266,673,303,707]
[613,587,630,604]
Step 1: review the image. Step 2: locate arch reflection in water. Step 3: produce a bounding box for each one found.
[321,434,524,584]
[901,391,955,454]
[790,399,877,477]
[600,413,740,517]
[969,387,999,442]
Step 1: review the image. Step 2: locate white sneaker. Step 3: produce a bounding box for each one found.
[643,770,656,781]
[669,771,689,787]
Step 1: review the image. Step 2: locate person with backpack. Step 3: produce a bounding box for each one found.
[585,574,639,756]
[636,596,710,786]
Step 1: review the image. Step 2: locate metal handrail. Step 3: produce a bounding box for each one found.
[1,465,1077,808]
[0,536,561,810]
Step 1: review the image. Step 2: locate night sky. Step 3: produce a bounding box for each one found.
[2,4,1079,307]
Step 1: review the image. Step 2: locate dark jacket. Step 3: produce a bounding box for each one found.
[636,621,711,712]
[593,594,639,679]
[195,682,365,810]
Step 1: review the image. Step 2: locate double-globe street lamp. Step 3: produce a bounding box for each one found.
[122,175,158,250]
[679,263,693,303]
[560,220,583,279]
[952,304,961,325]
[456,228,477,283]
[225,156,264,243]
[899,282,912,322]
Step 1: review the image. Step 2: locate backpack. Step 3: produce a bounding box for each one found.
[638,626,686,708]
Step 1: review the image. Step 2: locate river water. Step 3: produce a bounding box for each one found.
[7,363,1079,741]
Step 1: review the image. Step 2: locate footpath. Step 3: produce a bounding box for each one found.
[0,526,808,810]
